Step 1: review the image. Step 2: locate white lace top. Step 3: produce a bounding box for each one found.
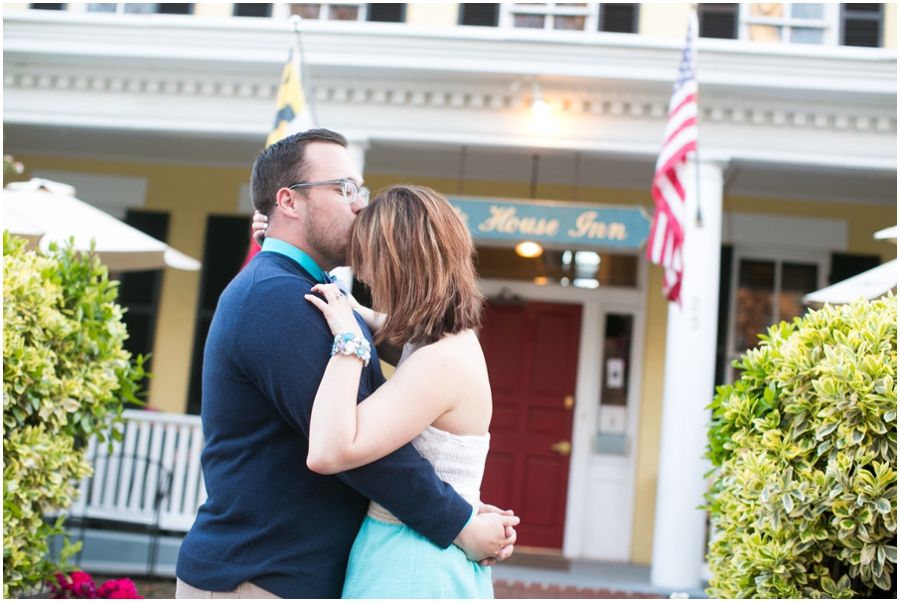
[367,425,490,525]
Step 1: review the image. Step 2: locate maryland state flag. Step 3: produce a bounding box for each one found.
[243,40,315,268]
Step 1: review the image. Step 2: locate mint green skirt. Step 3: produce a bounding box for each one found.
[342,516,493,599]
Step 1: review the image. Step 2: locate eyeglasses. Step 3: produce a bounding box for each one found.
[289,179,370,206]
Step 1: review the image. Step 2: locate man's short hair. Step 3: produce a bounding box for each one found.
[250,129,348,216]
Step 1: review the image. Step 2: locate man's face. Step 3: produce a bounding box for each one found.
[298,142,365,270]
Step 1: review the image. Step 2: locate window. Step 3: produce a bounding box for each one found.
[841,3,883,47]
[724,249,826,382]
[504,2,595,31]
[699,3,738,39]
[290,3,366,21]
[459,3,499,27]
[234,3,272,17]
[476,247,638,289]
[29,3,66,9]
[87,3,193,14]
[741,3,835,45]
[599,3,637,33]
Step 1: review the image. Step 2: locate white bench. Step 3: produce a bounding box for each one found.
[69,409,206,534]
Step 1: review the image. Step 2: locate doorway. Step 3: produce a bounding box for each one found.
[479,300,582,549]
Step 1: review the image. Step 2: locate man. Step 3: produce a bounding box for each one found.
[176,129,517,599]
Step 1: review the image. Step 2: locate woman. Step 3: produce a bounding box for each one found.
[258,185,499,598]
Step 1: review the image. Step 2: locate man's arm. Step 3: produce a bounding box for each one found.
[241,279,514,554]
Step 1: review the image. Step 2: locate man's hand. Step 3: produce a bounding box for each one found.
[454,504,519,566]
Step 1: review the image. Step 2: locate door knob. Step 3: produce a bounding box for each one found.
[550,440,572,456]
[563,395,574,410]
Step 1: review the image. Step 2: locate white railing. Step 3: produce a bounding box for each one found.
[69,410,205,533]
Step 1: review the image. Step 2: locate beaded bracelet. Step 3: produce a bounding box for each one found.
[331,332,371,367]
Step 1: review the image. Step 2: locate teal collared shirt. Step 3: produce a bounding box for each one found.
[260,238,325,283]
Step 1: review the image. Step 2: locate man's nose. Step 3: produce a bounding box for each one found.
[350,199,365,214]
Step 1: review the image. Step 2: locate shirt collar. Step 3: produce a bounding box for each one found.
[260,237,325,283]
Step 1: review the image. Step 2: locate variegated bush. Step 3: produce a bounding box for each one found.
[706,294,897,599]
[3,232,145,598]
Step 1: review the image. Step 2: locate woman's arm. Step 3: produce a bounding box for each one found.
[304,283,457,474]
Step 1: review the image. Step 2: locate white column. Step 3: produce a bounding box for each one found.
[331,139,369,284]
[650,159,724,590]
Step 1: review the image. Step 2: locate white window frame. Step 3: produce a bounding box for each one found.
[499,2,600,32]
[724,245,830,383]
[738,3,840,45]
[277,3,367,22]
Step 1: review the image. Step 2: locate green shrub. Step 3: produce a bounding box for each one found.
[706,295,897,599]
[3,232,145,599]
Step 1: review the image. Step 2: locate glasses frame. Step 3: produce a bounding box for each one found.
[288,179,370,206]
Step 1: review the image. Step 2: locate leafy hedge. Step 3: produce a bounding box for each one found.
[705,294,897,598]
[3,232,145,598]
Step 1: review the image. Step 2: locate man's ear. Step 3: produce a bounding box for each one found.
[274,187,302,219]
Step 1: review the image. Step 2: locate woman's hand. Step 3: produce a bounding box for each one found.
[305,283,364,338]
[252,211,268,245]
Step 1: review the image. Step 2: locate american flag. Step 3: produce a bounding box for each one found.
[646,11,699,304]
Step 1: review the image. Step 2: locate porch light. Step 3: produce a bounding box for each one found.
[531,80,551,116]
[515,241,543,258]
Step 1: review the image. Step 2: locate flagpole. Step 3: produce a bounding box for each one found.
[289,14,319,127]
[692,11,703,229]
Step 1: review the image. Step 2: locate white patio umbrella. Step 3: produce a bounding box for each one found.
[3,178,200,272]
[803,259,897,305]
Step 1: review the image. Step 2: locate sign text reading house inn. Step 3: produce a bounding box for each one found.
[448,197,652,250]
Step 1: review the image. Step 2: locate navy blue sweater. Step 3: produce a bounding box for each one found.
[176,251,473,599]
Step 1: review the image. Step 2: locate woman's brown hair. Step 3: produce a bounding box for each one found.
[349,185,484,346]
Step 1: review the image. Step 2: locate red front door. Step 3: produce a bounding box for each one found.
[479,301,582,549]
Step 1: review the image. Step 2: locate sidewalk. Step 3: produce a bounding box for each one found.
[491,553,708,599]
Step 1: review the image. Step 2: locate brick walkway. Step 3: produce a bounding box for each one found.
[494,578,664,599]
[130,577,664,599]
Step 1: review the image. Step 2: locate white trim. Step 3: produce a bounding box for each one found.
[478,277,645,561]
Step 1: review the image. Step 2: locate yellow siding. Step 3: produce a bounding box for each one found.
[406,3,459,27]
[630,263,668,565]
[193,4,235,18]
[4,3,29,10]
[884,4,897,49]
[638,3,693,38]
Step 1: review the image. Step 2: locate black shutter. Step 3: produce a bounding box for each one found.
[829,253,882,285]
[599,4,638,34]
[158,3,193,15]
[698,3,738,39]
[234,3,272,18]
[368,3,405,22]
[118,210,171,406]
[841,4,883,47]
[30,3,66,9]
[714,245,733,387]
[459,3,499,27]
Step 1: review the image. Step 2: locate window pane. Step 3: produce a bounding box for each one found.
[791,3,823,19]
[554,15,585,30]
[779,263,817,324]
[790,27,824,44]
[329,5,360,20]
[123,3,159,13]
[368,3,405,22]
[601,314,633,407]
[733,260,775,352]
[751,3,784,17]
[30,3,66,9]
[291,4,321,19]
[88,3,117,11]
[234,3,271,17]
[514,13,546,28]
[749,24,782,42]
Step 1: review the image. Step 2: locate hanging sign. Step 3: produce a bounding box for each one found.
[447,196,651,250]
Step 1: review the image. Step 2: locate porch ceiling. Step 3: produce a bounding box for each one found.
[5,124,895,207]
